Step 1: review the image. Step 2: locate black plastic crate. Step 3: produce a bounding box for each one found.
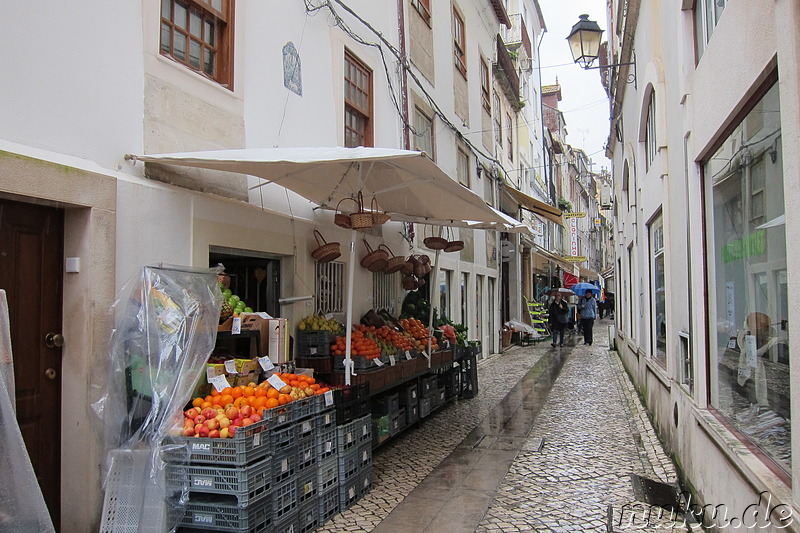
[460,351,478,399]
[272,447,296,484]
[419,397,432,418]
[298,499,319,533]
[165,454,271,506]
[297,330,334,357]
[406,402,419,425]
[271,479,298,523]
[316,456,339,494]
[371,392,400,416]
[316,420,338,461]
[318,487,340,523]
[420,375,437,398]
[357,442,372,470]
[333,383,370,425]
[180,493,271,532]
[390,408,406,436]
[295,431,317,474]
[398,383,417,406]
[445,368,461,399]
[297,467,318,507]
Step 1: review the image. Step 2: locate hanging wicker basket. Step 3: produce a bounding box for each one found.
[360,240,389,272]
[370,197,391,226]
[400,257,415,275]
[334,197,357,229]
[423,225,447,250]
[311,229,341,263]
[444,227,464,253]
[402,274,418,290]
[380,244,406,274]
[349,192,374,229]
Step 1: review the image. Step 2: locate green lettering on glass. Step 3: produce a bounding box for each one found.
[721,230,765,264]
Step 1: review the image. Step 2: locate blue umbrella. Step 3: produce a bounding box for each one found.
[570,282,601,296]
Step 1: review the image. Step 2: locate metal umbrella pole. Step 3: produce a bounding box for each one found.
[426,237,443,367]
[344,229,356,386]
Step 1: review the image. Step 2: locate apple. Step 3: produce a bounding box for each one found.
[183,427,195,437]
[197,425,210,438]
[185,408,200,419]
[194,415,206,425]
[240,405,253,418]
[219,417,231,429]
[208,429,220,439]
[205,418,219,431]
[225,406,239,420]
[228,426,236,437]
[233,417,243,427]
[219,427,230,439]
[249,413,261,423]
[201,408,217,420]
[241,418,254,427]
[184,418,196,428]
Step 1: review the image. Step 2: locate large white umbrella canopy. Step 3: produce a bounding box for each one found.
[391,207,534,234]
[128,147,507,225]
[127,146,506,385]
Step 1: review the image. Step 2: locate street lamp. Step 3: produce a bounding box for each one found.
[566,14,637,89]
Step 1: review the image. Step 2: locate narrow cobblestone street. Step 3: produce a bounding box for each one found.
[320,320,689,532]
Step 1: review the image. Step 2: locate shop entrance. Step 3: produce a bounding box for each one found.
[209,247,281,318]
[0,198,63,529]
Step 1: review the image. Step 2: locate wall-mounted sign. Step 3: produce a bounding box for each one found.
[564,256,587,262]
[563,212,586,218]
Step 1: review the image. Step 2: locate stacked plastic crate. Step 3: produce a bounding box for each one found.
[334,384,373,512]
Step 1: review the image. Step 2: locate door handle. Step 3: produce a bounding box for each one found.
[45,333,64,348]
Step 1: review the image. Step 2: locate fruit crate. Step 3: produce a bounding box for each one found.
[272,446,296,485]
[333,383,370,425]
[389,408,406,436]
[406,401,419,425]
[333,354,376,371]
[295,356,333,375]
[317,408,335,430]
[271,478,298,523]
[419,397,432,419]
[165,454,271,506]
[298,499,319,533]
[359,466,373,497]
[444,368,461,399]
[297,467,318,507]
[316,420,338,461]
[297,330,334,356]
[338,472,362,511]
[316,456,339,494]
[371,392,400,416]
[419,375,437,398]
[163,417,271,466]
[269,424,295,453]
[337,447,360,484]
[352,414,372,445]
[180,493,271,532]
[295,430,318,474]
[296,415,316,442]
[292,395,322,421]
[337,415,370,454]
[398,383,417,406]
[432,387,446,408]
[318,487,340,523]
[357,442,372,470]
[459,351,479,399]
[273,512,299,533]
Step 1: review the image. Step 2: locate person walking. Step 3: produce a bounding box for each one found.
[576,289,598,345]
[547,293,570,347]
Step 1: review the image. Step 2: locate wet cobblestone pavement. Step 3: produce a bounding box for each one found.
[319,321,688,532]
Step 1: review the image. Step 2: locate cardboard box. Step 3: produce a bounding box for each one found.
[241,315,290,364]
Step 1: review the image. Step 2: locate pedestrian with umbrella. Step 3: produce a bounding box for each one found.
[548,291,570,347]
[576,288,598,345]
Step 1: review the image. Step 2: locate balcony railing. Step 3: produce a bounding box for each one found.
[494,34,520,103]
[503,13,532,61]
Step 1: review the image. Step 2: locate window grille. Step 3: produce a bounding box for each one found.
[315,261,345,314]
[372,271,397,311]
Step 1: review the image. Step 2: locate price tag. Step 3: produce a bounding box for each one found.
[325,441,332,453]
[258,356,274,371]
[389,355,396,366]
[267,374,288,390]
[325,313,335,320]
[309,347,318,355]
[727,339,737,349]
[224,360,237,374]
[209,374,231,393]
[231,316,242,334]
[405,350,412,360]
[373,358,384,367]
[206,367,218,382]
[324,390,334,407]
[253,433,260,446]
[445,340,451,348]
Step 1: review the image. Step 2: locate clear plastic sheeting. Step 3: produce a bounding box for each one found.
[0,290,56,533]
[505,319,538,335]
[93,265,222,533]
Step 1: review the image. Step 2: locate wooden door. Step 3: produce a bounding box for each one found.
[0,199,63,529]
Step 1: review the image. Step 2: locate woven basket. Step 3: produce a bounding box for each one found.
[423,225,447,250]
[370,197,391,225]
[350,192,374,229]
[360,240,389,272]
[311,230,341,263]
[381,244,406,274]
[402,274,417,290]
[444,227,464,253]
[334,198,357,229]
[400,257,414,275]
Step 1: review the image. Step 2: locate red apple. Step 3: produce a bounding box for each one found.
[225,406,239,420]
[240,405,253,418]
[219,417,231,429]
[197,425,210,438]
[194,415,206,425]
[185,408,200,419]
[228,426,236,437]
[184,418,196,428]
[241,418,254,427]
[249,413,261,423]
[208,429,220,439]
[183,427,195,437]
[201,408,217,420]
[205,418,219,431]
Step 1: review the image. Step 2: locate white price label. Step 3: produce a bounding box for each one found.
[258,356,274,371]
[231,316,241,334]
[422,351,429,359]
[326,441,332,453]
[325,313,334,320]
[373,358,384,367]
[309,347,318,355]
[405,350,412,360]
[267,374,288,390]
[209,374,231,393]
[224,360,237,374]
[445,340,451,348]
[253,433,260,446]
[324,390,334,407]
[727,339,737,349]
[206,367,217,382]
[389,355,396,366]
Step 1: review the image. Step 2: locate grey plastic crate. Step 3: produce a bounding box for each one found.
[317,409,336,430]
[163,417,271,466]
[316,420,337,461]
[296,415,316,441]
[399,383,418,406]
[298,498,319,533]
[406,402,419,425]
[390,408,406,436]
[357,443,372,471]
[352,414,372,445]
[359,466,373,497]
[337,447,360,484]
[272,447,296,484]
[180,494,271,532]
[271,478,297,523]
[318,486,340,523]
[273,511,299,533]
[297,467,318,507]
[338,473,362,511]
[165,454,270,506]
[295,431,317,474]
[316,456,339,494]
[269,423,295,453]
[419,397,432,418]
[293,395,322,421]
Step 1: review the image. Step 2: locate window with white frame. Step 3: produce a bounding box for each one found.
[694,0,726,61]
[645,91,657,171]
[457,146,470,187]
[413,106,435,160]
[315,261,345,314]
[650,214,666,366]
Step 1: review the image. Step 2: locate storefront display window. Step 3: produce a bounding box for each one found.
[706,82,789,472]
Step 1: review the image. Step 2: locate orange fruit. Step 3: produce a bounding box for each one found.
[278,394,290,405]
[220,394,234,406]
[266,398,279,409]
[253,396,267,408]
[210,388,220,397]
[230,387,243,399]
[266,388,279,400]
[234,397,249,408]
[221,387,233,396]
[201,401,213,409]
[243,386,255,398]
[255,388,267,398]
[192,397,204,408]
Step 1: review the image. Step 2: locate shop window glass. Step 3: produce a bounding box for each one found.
[411,0,431,25]
[706,83,789,472]
[209,247,280,319]
[650,215,666,366]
